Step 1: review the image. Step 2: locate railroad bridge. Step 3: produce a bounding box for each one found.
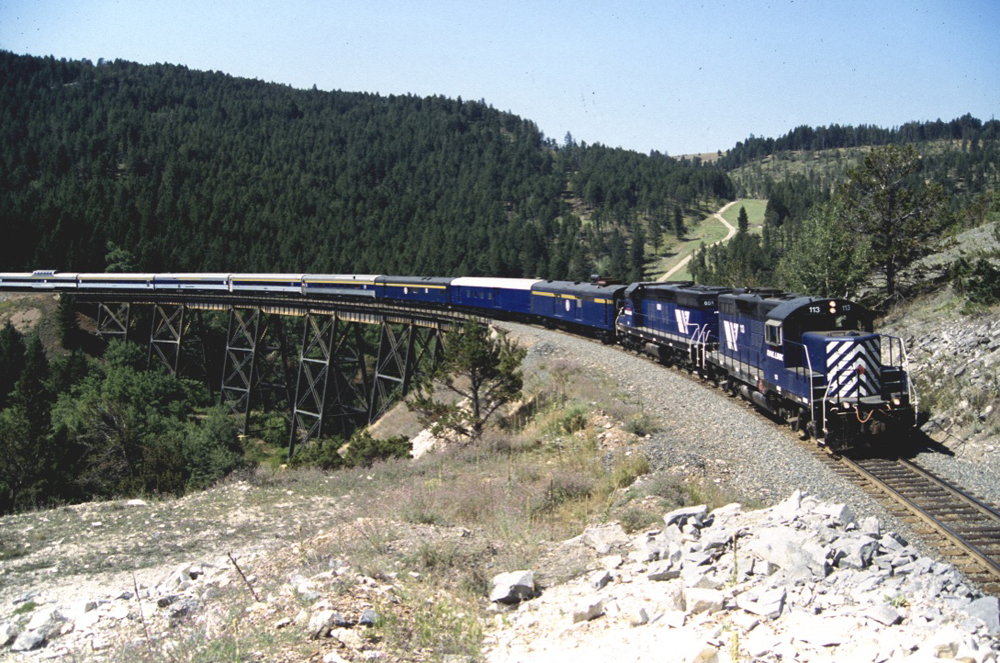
[71,290,482,455]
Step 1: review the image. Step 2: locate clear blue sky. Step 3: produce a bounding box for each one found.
[2,0,998,156]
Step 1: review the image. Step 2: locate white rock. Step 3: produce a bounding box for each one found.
[684,588,725,615]
[571,598,604,623]
[581,523,630,554]
[489,570,536,604]
[785,612,855,646]
[25,607,68,641]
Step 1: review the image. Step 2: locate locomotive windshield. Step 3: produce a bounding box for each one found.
[777,298,873,337]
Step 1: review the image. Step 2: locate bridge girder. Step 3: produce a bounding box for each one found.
[73,293,471,455]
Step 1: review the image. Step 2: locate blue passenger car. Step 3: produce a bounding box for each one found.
[376,275,452,306]
[449,277,541,317]
[530,281,625,336]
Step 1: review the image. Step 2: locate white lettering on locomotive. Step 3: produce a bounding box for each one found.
[723,320,743,351]
[675,309,691,335]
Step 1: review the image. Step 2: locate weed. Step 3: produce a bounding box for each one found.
[374,583,484,661]
[554,404,590,434]
[605,453,652,492]
[11,600,37,617]
[625,411,660,437]
[0,543,29,562]
[885,593,909,608]
[617,506,660,533]
[351,518,398,556]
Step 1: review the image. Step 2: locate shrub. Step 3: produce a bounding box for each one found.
[183,406,246,489]
[288,437,345,471]
[951,257,1000,305]
[625,412,660,437]
[343,430,411,468]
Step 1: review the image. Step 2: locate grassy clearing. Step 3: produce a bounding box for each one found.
[651,207,733,279]
[722,199,768,234]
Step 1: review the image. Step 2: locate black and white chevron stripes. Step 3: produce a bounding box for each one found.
[826,337,881,399]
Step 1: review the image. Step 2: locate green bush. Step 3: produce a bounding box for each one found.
[289,437,346,471]
[183,406,245,489]
[343,430,411,468]
[951,257,1000,305]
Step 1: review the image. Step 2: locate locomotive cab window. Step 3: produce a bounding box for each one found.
[765,320,783,347]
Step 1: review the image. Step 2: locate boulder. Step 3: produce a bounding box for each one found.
[308,609,337,638]
[834,534,879,569]
[736,586,786,619]
[966,596,1000,635]
[664,504,708,528]
[684,588,725,615]
[490,570,536,604]
[589,569,613,590]
[1,622,19,648]
[581,523,630,554]
[358,608,380,627]
[647,559,681,582]
[865,604,902,626]
[572,598,604,623]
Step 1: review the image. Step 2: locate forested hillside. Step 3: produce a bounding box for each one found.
[0,52,731,280]
[692,117,1000,302]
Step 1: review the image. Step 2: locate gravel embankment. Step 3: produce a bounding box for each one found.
[502,322,944,547]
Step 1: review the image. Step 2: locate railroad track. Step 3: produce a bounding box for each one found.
[829,453,1000,594]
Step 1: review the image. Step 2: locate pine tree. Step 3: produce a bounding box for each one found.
[0,322,27,409]
[12,335,52,443]
[737,206,750,233]
[840,145,946,300]
[407,323,526,440]
[673,206,685,239]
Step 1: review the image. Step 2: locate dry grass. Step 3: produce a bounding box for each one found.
[0,356,740,661]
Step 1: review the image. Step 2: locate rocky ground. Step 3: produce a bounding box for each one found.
[486,493,999,662]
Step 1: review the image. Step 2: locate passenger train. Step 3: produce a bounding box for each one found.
[0,270,917,449]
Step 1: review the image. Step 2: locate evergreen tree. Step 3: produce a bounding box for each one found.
[648,215,662,254]
[11,335,51,443]
[737,205,750,233]
[840,145,946,300]
[629,225,646,283]
[776,201,870,297]
[0,322,26,409]
[408,323,526,440]
[673,206,686,239]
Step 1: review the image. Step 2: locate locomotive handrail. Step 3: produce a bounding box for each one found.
[901,336,919,426]
[881,333,920,426]
[799,340,823,437]
[694,322,708,370]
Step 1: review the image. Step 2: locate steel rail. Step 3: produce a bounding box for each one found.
[897,458,1000,525]
[839,456,1000,583]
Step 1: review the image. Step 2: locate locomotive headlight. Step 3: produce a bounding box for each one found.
[842,402,850,410]
[892,397,901,406]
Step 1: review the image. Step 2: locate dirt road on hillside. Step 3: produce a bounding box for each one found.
[657,200,739,281]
